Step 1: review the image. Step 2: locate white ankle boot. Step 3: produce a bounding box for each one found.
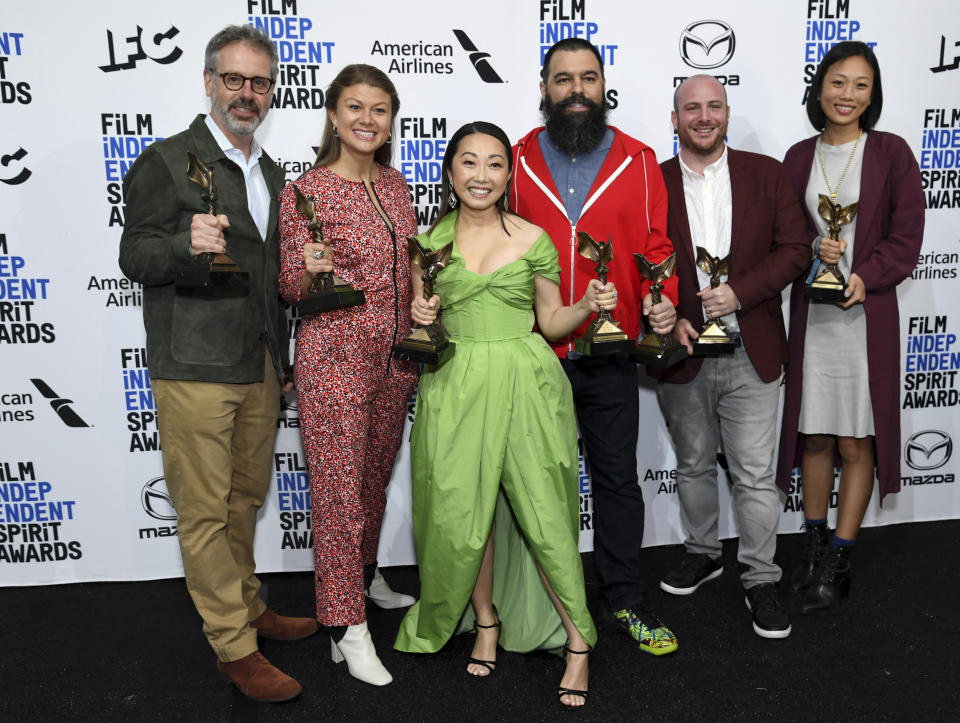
[330,622,393,686]
[365,568,416,609]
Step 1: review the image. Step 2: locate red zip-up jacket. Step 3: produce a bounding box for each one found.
[511,126,677,359]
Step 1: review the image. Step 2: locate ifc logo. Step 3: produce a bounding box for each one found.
[141,476,177,521]
[904,430,953,471]
[679,20,736,70]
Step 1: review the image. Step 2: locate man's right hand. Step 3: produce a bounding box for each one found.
[673,317,699,355]
[190,213,230,255]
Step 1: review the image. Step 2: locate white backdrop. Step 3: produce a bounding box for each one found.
[2,0,958,585]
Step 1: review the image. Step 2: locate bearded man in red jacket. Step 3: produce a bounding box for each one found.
[510,38,679,656]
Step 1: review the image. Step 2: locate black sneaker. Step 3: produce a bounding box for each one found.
[660,552,723,595]
[745,583,792,639]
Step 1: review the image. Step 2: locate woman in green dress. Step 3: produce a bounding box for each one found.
[394,122,616,708]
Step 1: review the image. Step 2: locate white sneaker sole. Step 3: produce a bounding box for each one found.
[659,565,723,596]
[744,595,792,639]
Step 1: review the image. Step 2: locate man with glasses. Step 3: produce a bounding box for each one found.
[120,25,315,703]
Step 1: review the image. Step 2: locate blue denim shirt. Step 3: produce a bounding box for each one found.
[538,127,614,222]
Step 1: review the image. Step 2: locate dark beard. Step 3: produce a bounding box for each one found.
[543,93,608,155]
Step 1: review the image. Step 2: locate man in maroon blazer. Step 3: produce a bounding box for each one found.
[652,75,809,638]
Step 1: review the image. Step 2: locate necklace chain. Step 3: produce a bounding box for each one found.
[818,129,862,203]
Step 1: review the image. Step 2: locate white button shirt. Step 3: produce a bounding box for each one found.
[679,145,738,331]
[204,114,270,241]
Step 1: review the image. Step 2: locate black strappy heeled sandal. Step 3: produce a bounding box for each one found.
[467,607,501,677]
[558,644,590,709]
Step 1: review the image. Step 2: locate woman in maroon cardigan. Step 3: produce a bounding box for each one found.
[776,41,924,613]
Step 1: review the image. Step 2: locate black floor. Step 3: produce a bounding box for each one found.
[3,520,959,721]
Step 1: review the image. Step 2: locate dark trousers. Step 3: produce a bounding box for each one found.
[561,353,648,611]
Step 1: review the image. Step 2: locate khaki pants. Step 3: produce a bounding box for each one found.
[153,351,280,662]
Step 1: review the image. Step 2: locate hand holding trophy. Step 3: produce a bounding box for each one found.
[692,247,740,355]
[631,252,688,367]
[805,194,859,303]
[176,152,249,295]
[392,237,455,364]
[574,231,635,356]
[292,185,365,314]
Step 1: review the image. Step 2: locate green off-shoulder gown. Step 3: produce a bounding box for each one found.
[394,212,597,654]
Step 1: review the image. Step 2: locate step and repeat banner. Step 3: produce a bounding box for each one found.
[2,1,958,585]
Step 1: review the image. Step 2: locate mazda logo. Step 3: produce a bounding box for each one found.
[142,476,177,521]
[679,20,736,69]
[904,430,953,471]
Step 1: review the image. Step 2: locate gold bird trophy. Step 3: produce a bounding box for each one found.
[805,194,858,303]
[574,232,636,356]
[692,247,740,355]
[631,252,688,368]
[176,152,249,295]
[392,237,454,364]
[293,185,365,314]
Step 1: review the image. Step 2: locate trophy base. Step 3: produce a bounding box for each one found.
[574,335,636,357]
[175,265,249,297]
[575,316,635,356]
[392,323,454,365]
[296,287,366,315]
[630,334,689,368]
[804,283,846,303]
[692,331,741,356]
[392,339,454,365]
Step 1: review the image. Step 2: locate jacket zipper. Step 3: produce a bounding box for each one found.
[518,152,634,352]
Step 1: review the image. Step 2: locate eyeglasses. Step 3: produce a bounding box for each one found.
[209,70,275,94]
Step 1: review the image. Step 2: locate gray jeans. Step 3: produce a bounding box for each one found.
[656,346,782,586]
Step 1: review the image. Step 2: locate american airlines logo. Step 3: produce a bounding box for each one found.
[29,378,90,427]
[453,30,504,83]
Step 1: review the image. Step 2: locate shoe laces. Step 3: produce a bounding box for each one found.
[681,552,715,575]
[627,602,664,630]
[799,524,831,560]
[816,547,847,582]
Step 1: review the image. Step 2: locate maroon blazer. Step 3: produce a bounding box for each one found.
[652,148,810,384]
[775,131,925,500]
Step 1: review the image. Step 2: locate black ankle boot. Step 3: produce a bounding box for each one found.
[799,545,851,614]
[791,523,832,592]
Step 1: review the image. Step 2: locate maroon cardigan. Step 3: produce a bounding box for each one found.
[652,148,810,385]
[775,131,925,500]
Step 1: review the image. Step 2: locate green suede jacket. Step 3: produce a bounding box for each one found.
[119,114,290,384]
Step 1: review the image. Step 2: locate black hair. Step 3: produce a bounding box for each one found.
[806,41,883,132]
[539,38,604,83]
[431,121,514,235]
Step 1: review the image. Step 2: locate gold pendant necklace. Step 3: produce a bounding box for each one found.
[818,129,862,203]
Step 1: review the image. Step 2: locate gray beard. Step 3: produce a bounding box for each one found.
[213,103,262,138]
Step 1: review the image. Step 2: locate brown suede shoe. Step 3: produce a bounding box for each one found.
[217,650,302,703]
[250,608,319,641]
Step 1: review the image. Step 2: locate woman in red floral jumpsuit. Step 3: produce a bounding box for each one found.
[278,64,418,686]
